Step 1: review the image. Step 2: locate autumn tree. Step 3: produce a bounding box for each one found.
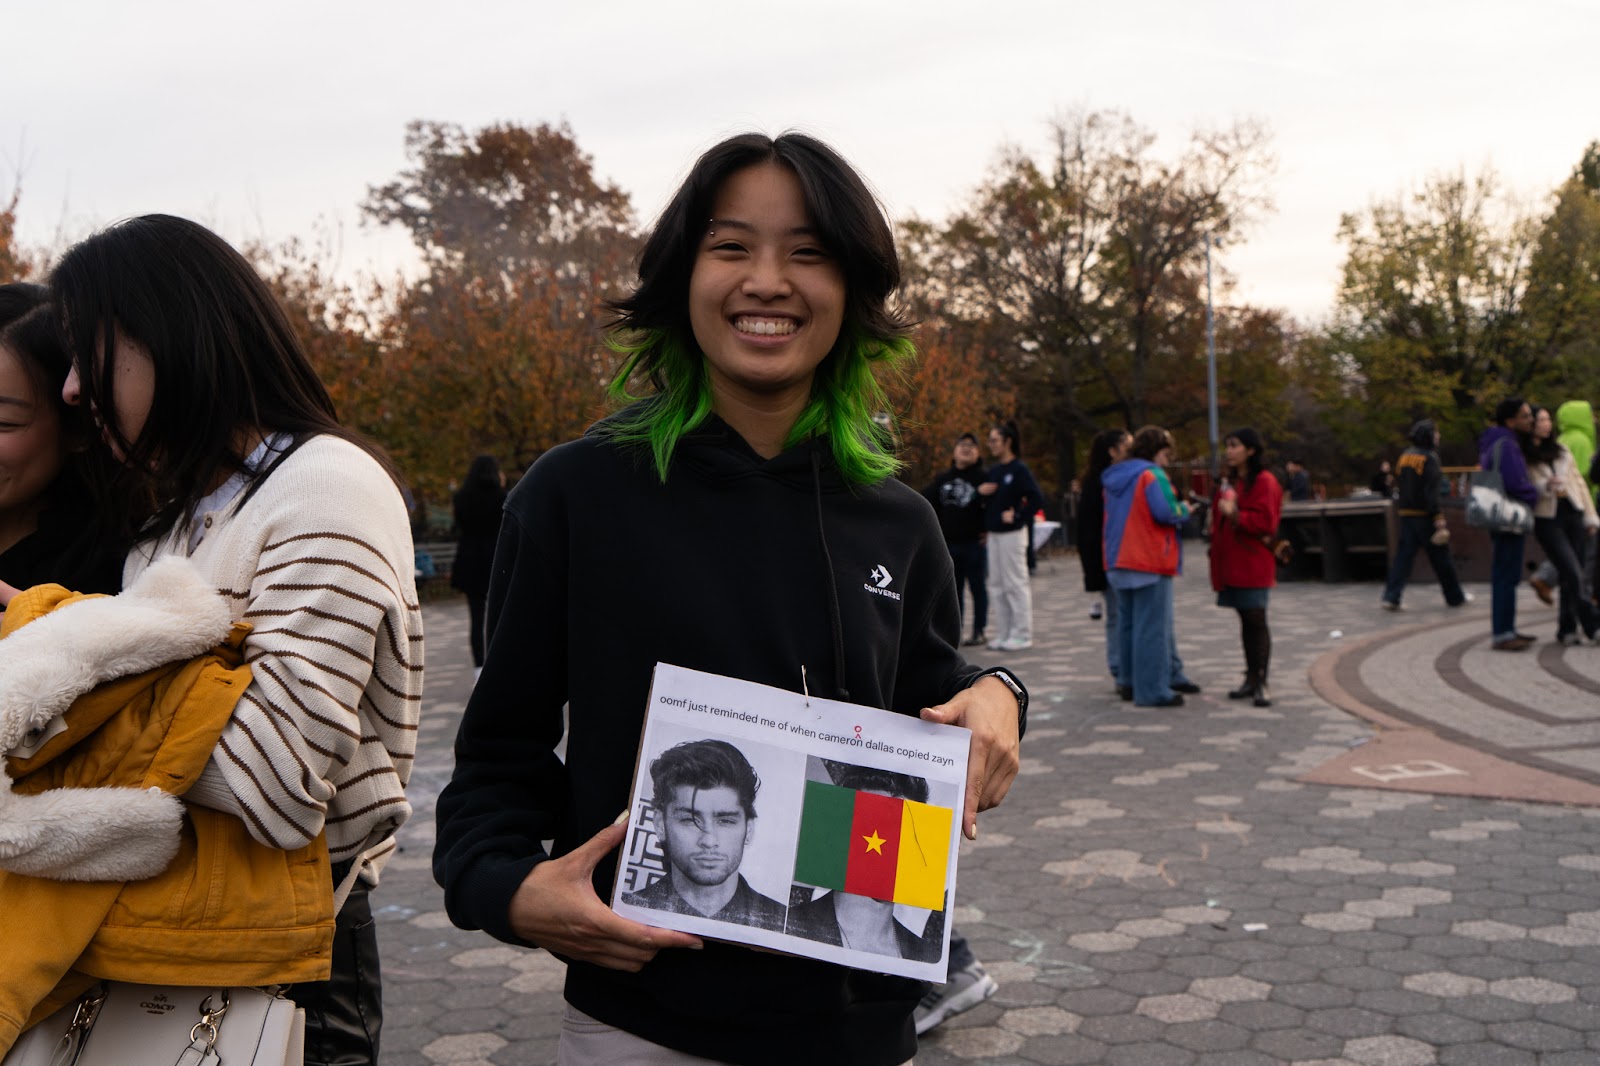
[353,120,640,495]
[913,110,1277,486]
[362,120,636,289]
[1520,142,1600,400]
[1,185,33,283]
[1312,168,1538,457]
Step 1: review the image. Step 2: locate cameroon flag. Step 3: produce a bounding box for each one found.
[792,780,953,911]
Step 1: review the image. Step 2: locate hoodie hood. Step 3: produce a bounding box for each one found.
[1556,401,1595,448]
[590,405,849,494]
[1100,458,1155,500]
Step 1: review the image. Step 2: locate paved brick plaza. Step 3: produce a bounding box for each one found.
[377,560,1600,1065]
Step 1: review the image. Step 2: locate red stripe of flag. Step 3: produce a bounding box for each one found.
[844,791,902,901]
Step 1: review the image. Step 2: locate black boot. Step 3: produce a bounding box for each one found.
[1253,677,1272,707]
[1228,675,1258,700]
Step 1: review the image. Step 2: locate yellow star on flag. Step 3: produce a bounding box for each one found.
[862,829,886,854]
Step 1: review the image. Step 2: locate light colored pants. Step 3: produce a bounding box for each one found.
[558,1004,913,1065]
[987,528,1032,643]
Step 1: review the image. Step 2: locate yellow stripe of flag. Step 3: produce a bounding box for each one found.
[894,799,952,910]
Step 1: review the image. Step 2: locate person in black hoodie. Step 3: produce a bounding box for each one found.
[923,432,989,646]
[433,132,1027,1066]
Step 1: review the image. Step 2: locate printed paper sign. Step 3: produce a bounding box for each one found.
[610,662,970,982]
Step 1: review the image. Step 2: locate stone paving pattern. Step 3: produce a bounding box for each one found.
[377,560,1600,1065]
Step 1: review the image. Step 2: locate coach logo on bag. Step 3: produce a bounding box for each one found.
[138,993,177,1016]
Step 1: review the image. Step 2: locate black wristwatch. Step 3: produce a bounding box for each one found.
[974,666,1028,740]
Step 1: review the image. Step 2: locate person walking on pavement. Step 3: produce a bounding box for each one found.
[1208,428,1282,707]
[980,421,1044,651]
[1555,399,1597,608]
[925,433,990,646]
[1102,426,1191,707]
[1381,419,1470,611]
[1481,398,1540,651]
[1523,405,1600,645]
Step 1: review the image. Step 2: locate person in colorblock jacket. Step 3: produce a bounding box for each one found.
[1101,425,1190,707]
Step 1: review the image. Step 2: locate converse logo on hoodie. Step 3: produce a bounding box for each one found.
[865,564,902,601]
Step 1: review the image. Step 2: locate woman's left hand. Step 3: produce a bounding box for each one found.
[0,578,19,608]
[921,676,1021,841]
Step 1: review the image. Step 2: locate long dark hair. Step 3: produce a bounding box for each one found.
[1083,427,1130,489]
[1522,406,1561,466]
[0,283,128,587]
[602,132,914,485]
[991,420,1022,459]
[50,214,399,541]
[454,454,505,510]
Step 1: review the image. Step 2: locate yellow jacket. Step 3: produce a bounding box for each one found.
[0,560,334,1054]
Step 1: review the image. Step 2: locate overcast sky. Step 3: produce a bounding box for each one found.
[5,0,1598,322]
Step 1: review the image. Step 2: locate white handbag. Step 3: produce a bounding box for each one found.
[2,983,302,1066]
[2,858,366,1066]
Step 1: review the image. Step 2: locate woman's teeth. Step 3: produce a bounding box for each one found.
[733,317,797,336]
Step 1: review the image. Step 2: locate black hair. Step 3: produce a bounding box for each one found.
[1493,397,1528,426]
[990,420,1021,458]
[602,132,913,485]
[1521,406,1561,465]
[1408,419,1437,448]
[1129,425,1174,462]
[1083,427,1132,488]
[460,454,502,494]
[0,283,129,588]
[649,739,761,819]
[49,214,400,542]
[1225,427,1266,491]
[822,759,929,803]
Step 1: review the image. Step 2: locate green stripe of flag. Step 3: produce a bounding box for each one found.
[793,779,855,890]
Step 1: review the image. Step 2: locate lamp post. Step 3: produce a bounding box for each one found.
[1205,233,1219,478]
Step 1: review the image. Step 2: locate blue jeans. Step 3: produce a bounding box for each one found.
[948,541,988,637]
[1104,584,1121,678]
[1383,515,1465,607]
[1106,583,1187,685]
[1490,531,1525,641]
[1114,576,1175,704]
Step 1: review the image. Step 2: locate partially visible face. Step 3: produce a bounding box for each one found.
[953,439,980,468]
[1510,404,1533,433]
[62,331,156,463]
[689,163,847,409]
[1533,408,1553,441]
[1223,437,1248,469]
[659,784,752,888]
[0,344,65,519]
[1110,433,1131,462]
[986,429,1007,457]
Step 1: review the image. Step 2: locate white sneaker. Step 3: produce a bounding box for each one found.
[914,961,999,1035]
[998,637,1034,651]
[985,637,1005,650]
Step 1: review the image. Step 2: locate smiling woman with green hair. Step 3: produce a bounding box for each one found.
[435,130,1029,1066]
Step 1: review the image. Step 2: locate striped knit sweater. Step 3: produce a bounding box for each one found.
[122,435,423,877]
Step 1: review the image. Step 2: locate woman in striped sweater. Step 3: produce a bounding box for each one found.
[51,215,424,1066]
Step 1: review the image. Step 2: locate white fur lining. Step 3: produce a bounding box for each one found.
[0,558,233,881]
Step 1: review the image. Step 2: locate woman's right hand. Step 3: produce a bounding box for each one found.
[0,578,19,608]
[507,820,703,971]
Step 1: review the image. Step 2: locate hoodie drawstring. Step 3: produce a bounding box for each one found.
[810,450,851,701]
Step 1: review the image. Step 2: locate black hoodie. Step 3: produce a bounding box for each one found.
[434,413,1003,1066]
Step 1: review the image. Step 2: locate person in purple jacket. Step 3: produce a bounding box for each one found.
[1480,398,1539,650]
